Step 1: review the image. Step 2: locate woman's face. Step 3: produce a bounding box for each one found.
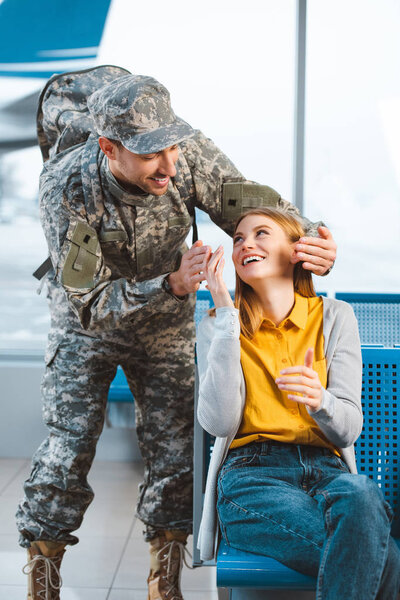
[232,214,296,285]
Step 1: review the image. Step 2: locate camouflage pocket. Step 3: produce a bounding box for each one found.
[99,230,136,280]
[42,340,60,426]
[44,339,60,367]
[222,182,281,220]
[61,221,102,290]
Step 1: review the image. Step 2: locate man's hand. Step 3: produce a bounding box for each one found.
[293,226,337,276]
[167,240,211,296]
[275,348,323,412]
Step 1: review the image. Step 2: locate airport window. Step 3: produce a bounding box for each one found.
[0,145,48,351]
[1,0,398,353]
[304,0,400,294]
[1,1,295,351]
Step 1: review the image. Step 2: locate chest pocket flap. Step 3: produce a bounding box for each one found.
[168,215,192,228]
[61,221,101,290]
[99,230,128,242]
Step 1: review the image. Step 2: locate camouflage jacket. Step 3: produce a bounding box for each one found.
[39,130,318,332]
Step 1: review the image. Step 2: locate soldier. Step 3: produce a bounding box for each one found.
[17,69,337,600]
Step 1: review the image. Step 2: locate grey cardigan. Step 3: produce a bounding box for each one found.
[196,297,363,561]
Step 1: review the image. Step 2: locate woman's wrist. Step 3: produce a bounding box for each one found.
[210,287,234,308]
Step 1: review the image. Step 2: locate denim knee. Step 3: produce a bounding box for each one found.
[321,474,393,529]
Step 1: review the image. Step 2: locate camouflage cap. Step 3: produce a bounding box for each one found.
[87,74,194,154]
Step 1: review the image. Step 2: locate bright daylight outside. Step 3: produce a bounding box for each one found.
[0,0,399,352]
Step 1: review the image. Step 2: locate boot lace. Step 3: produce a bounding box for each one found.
[22,554,63,600]
[157,539,194,599]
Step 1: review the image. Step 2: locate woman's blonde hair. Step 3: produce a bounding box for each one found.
[229,207,316,339]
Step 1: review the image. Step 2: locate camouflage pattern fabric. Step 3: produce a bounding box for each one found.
[87,74,194,154]
[16,282,195,546]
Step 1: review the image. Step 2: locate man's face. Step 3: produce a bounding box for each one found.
[107,141,179,196]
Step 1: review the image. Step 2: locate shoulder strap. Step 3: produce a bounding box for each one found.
[173,149,198,245]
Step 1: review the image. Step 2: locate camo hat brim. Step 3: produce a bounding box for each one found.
[88,73,194,154]
[119,116,193,154]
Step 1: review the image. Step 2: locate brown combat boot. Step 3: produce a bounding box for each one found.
[23,540,66,600]
[147,530,192,600]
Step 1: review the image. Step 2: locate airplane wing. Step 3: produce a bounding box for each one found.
[0,0,112,152]
[0,0,112,78]
[0,91,39,153]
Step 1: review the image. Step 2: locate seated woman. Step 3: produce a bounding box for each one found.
[196,207,400,600]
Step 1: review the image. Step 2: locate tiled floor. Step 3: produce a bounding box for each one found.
[0,457,218,600]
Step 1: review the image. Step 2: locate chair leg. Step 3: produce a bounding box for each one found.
[217,587,230,600]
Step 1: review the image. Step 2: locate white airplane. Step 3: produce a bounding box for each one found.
[0,0,112,154]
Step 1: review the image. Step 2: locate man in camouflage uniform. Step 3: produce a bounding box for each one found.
[17,68,336,600]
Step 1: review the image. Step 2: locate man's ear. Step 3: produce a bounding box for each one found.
[98,137,117,159]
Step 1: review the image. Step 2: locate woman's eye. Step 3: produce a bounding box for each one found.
[233,237,242,244]
[256,229,268,236]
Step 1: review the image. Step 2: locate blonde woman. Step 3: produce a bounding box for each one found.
[196,208,400,599]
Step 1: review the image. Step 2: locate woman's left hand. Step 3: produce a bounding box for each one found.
[204,245,235,309]
[275,348,323,412]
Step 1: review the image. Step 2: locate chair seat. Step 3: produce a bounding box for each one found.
[217,538,400,590]
[217,539,316,590]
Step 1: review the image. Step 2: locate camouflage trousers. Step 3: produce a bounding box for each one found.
[16,293,196,548]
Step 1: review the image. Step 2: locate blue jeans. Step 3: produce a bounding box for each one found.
[217,441,400,600]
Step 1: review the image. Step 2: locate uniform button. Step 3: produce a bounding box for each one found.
[299,424,305,429]
[282,358,288,363]
[291,409,297,415]
[276,332,282,339]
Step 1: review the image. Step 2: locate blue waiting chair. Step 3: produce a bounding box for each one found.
[335,293,400,347]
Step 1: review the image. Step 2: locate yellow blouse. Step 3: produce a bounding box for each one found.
[231,293,338,455]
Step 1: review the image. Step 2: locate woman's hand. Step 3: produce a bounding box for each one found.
[275,348,323,412]
[204,245,234,308]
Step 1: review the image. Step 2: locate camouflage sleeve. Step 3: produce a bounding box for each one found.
[181,130,325,239]
[180,130,245,236]
[277,197,325,238]
[39,178,186,331]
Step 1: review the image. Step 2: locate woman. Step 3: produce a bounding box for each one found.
[196,208,400,599]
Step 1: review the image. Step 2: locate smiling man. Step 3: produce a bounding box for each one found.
[17,69,336,600]
[99,139,179,195]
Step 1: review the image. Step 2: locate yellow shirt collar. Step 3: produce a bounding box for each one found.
[284,293,309,330]
[261,293,309,331]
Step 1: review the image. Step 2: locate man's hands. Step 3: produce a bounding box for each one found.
[168,241,233,308]
[275,348,323,412]
[167,240,211,297]
[293,226,337,276]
